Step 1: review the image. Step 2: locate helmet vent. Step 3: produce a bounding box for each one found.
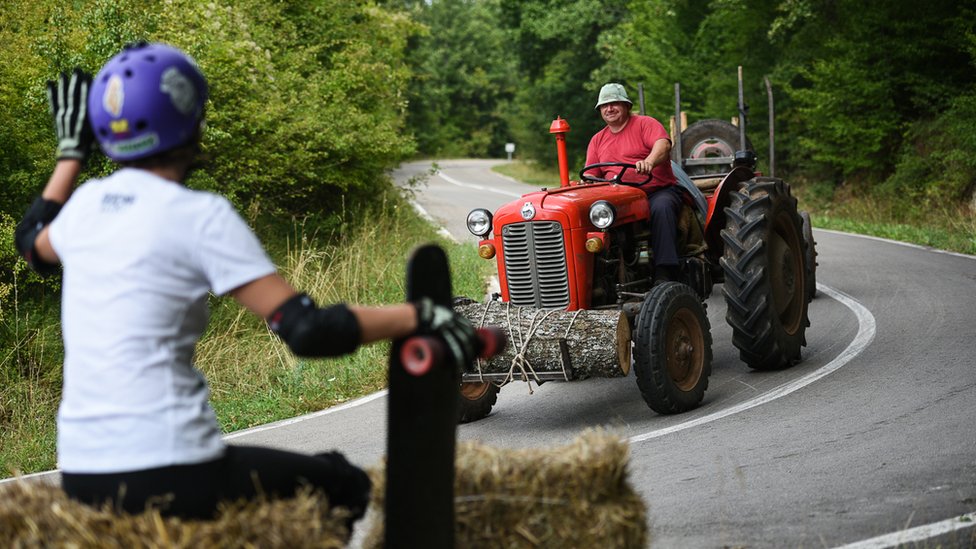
[135,120,147,130]
[124,69,133,78]
[145,55,156,63]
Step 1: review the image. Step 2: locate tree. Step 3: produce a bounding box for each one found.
[500,0,626,168]
[405,0,519,158]
[774,0,976,182]
[0,0,420,300]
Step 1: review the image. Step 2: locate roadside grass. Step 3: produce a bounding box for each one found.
[493,159,562,189]
[0,284,62,477]
[494,160,976,256]
[0,192,490,478]
[792,183,976,256]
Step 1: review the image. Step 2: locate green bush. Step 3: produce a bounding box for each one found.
[0,0,420,302]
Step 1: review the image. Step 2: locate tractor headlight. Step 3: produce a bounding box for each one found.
[589,201,616,229]
[466,208,493,237]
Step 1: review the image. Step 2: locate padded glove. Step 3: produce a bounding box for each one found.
[414,297,478,370]
[46,68,94,162]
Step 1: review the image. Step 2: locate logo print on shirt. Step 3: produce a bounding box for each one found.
[102,194,135,212]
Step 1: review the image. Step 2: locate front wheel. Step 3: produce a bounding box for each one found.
[633,282,712,414]
[458,382,499,423]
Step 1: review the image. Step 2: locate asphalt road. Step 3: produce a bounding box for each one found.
[10,159,974,548]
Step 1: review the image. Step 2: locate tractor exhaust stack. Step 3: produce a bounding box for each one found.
[550,116,571,187]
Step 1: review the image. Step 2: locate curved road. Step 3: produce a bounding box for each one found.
[11,159,974,548]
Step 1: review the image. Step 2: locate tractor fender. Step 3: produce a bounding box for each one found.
[703,165,757,253]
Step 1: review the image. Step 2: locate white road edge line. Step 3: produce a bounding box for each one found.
[224,390,389,440]
[435,170,523,198]
[830,511,976,549]
[408,200,458,243]
[629,282,876,444]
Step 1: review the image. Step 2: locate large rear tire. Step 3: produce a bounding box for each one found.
[721,178,810,370]
[633,282,712,414]
[458,382,498,423]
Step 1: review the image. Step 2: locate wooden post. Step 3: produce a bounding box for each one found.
[765,75,775,178]
[737,66,747,151]
[673,83,682,164]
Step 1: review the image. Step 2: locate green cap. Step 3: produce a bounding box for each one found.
[595,83,632,109]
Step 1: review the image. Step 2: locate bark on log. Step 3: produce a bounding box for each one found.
[455,301,631,382]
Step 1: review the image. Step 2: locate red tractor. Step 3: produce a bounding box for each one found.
[457,74,816,422]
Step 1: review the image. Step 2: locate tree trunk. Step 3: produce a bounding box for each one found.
[455,301,631,382]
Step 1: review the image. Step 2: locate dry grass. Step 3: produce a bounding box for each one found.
[0,480,351,548]
[0,430,647,548]
[363,429,648,549]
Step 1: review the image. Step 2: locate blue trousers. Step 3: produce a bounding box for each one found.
[648,185,684,267]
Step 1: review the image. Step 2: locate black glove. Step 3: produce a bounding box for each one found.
[414,297,478,369]
[46,68,94,162]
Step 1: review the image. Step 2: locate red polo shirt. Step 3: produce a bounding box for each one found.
[585,114,677,193]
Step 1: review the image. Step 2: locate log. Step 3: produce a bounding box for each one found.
[455,301,631,383]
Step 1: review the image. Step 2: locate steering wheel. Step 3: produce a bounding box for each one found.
[579,162,652,186]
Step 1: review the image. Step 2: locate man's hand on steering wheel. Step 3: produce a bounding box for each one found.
[634,159,654,175]
[579,162,652,186]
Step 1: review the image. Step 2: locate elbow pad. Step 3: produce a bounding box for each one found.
[268,293,362,358]
[14,197,62,276]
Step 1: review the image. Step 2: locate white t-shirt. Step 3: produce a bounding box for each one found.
[47,168,276,473]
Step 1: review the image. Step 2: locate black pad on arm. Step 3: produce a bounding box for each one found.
[14,197,62,276]
[268,293,361,358]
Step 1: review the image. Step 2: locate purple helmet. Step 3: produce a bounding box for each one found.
[88,43,208,162]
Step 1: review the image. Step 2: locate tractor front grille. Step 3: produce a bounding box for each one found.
[502,221,570,309]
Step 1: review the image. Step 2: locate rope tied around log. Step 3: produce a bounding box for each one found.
[458,300,625,385]
[472,300,494,384]
[470,300,552,392]
[558,310,584,381]
[502,304,557,393]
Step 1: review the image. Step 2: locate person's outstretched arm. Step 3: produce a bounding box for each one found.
[231,273,418,344]
[232,272,476,367]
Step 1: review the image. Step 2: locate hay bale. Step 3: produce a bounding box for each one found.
[0,480,352,548]
[363,429,648,548]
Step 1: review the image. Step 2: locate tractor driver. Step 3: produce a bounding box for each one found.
[584,83,683,285]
